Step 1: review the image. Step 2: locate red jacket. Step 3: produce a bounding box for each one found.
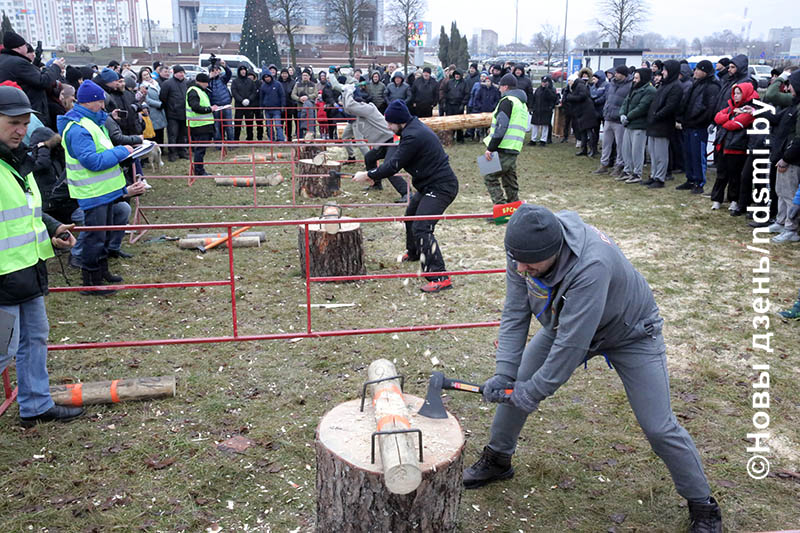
[714,83,756,154]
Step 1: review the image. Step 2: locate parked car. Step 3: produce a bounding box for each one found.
[177,64,208,80]
[550,69,566,82]
[749,65,772,88]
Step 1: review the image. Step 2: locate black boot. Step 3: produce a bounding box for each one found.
[80,269,117,296]
[688,496,722,533]
[99,258,123,283]
[463,446,514,489]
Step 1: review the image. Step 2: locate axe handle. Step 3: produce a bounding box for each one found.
[200,226,252,252]
[443,378,513,396]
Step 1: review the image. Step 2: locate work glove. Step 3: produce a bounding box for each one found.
[242,99,249,106]
[482,374,515,403]
[619,115,628,126]
[509,380,540,413]
[707,124,715,136]
[788,203,800,221]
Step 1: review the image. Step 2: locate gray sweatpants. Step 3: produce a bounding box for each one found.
[488,328,711,502]
[601,121,625,168]
[341,122,370,159]
[775,164,800,231]
[647,136,670,182]
[622,128,646,177]
[530,124,549,143]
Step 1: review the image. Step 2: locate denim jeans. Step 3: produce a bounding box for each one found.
[81,202,114,271]
[214,107,234,142]
[264,109,286,141]
[0,297,55,417]
[71,202,131,264]
[683,128,708,187]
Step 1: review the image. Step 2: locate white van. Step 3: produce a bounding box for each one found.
[199,53,257,73]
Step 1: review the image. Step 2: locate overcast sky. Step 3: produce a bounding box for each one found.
[142,0,791,45]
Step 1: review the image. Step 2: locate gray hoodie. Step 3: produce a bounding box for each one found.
[494,211,662,403]
[342,85,394,144]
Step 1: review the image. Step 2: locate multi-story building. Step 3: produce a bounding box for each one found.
[480,29,498,56]
[3,0,141,50]
[767,26,800,54]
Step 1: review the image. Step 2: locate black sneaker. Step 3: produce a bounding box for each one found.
[20,405,85,428]
[691,185,704,195]
[688,496,722,533]
[463,446,515,489]
[648,180,665,189]
[107,249,133,259]
[641,178,655,186]
[675,181,693,190]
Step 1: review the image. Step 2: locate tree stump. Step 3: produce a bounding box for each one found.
[436,131,454,147]
[315,394,465,532]
[296,141,324,161]
[298,218,365,278]
[296,159,341,198]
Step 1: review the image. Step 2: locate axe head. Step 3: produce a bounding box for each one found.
[329,170,342,180]
[417,371,448,419]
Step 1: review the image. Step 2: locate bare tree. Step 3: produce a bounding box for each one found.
[532,24,562,72]
[268,0,303,67]
[596,0,649,48]
[329,0,373,67]
[573,30,602,50]
[386,0,426,75]
[691,37,703,54]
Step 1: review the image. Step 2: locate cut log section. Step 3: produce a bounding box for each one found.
[436,131,454,147]
[178,236,261,249]
[50,376,176,407]
[296,141,324,162]
[295,159,341,198]
[315,394,464,532]
[214,174,283,187]
[420,112,492,132]
[185,231,266,242]
[230,152,292,163]
[298,217,365,278]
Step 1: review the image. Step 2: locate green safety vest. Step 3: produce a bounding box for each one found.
[0,159,54,276]
[186,86,214,128]
[484,94,528,153]
[61,117,126,200]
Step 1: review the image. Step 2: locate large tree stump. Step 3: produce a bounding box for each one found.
[298,218,365,278]
[296,141,325,161]
[296,159,341,198]
[315,394,465,532]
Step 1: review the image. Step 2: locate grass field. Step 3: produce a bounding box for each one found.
[1,136,798,532]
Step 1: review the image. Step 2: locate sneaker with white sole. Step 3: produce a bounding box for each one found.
[728,201,739,212]
[711,201,721,210]
[767,223,784,233]
[615,173,631,181]
[772,230,800,243]
[625,174,642,184]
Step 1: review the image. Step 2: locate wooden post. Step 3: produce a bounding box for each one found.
[50,376,176,407]
[298,218,365,278]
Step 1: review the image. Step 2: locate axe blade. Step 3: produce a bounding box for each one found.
[417,371,449,419]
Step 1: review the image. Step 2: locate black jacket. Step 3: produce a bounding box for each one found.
[410,76,439,112]
[367,117,458,195]
[646,60,684,138]
[0,141,61,305]
[679,75,721,129]
[231,69,258,107]
[443,76,470,113]
[28,127,65,213]
[531,80,558,125]
[96,79,142,136]
[0,49,62,125]
[713,54,758,114]
[514,74,534,110]
[278,75,296,107]
[159,76,189,120]
[564,79,596,132]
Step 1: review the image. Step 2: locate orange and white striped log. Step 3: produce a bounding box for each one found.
[368,359,422,494]
[50,376,176,407]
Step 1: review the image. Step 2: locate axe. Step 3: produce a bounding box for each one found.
[196,226,252,253]
[417,371,512,419]
[326,170,348,191]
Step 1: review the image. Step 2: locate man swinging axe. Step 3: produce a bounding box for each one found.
[466,204,722,533]
[352,100,458,293]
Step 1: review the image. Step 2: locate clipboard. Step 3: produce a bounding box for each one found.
[477,151,502,176]
[0,307,15,355]
[122,140,156,162]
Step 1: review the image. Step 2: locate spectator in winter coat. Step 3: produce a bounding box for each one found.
[384,72,412,107]
[710,83,757,213]
[464,63,482,97]
[769,70,800,243]
[565,74,597,156]
[292,69,318,138]
[159,66,189,160]
[259,72,286,142]
[139,68,166,144]
[208,62,233,142]
[588,71,607,156]
[529,76,557,146]
[473,76,501,139]
[619,68,656,183]
[410,67,439,117]
[595,66,632,174]
[184,74,217,176]
[365,71,387,113]
[644,60,684,188]
[679,63,693,94]
[676,60,720,194]
[512,66,534,110]
[232,65,258,141]
[442,69,470,143]
[468,72,487,112]
[95,69,143,138]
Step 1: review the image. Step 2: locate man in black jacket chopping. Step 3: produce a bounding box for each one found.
[352,100,459,293]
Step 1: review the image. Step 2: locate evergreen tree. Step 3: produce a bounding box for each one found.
[459,35,470,70]
[448,21,461,67]
[239,0,281,70]
[1,11,13,35]
[437,25,449,67]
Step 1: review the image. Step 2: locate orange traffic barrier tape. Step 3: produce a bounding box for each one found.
[376,414,410,432]
[110,380,119,403]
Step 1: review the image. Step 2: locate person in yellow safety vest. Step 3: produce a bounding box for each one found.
[482,73,529,207]
[0,85,86,427]
[185,73,218,177]
[57,80,142,295]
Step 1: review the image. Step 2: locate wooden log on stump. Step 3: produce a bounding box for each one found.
[315,392,465,532]
[420,112,492,132]
[296,159,341,198]
[296,141,325,162]
[178,236,261,249]
[50,376,176,407]
[298,217,365,278]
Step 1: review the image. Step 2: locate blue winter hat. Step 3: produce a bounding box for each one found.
[76,80,106,103]
[384,99,412,124]
[98,67,120,84]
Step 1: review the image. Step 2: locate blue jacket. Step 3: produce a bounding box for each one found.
[473,84,500,113]
[209,65,233,106]
[259,77,286,109]
[57,104,129,209]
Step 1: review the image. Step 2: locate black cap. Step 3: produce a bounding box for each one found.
[0,85,37,116]
[195,73,209,83]
[499,73,517,88]
[172,65,185,73]
[695,60,714,75]
[3,31,26,50]
[718,57,731,67]
[615,65,629,76]
[423,67,431,74]
[505,204,564,264]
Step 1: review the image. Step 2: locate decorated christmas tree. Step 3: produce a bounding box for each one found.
[239,0,281,70]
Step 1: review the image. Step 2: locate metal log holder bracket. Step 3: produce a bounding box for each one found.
[360,375,405,412]
[371,428,424,464]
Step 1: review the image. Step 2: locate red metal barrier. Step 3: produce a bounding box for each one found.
[0,367,17,416]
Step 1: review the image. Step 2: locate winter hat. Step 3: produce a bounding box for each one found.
[337,75,347,84]
[76,80,106,103]
[633,67,652,89]
[653,60,663,70]
[695,60,714,75]
[384,99,412,124]
[0,85,36,116]
[302,68,312,76]
[718,57,731,68]
[280,67,289,74]
[499,73,517,88]
[788,70,800,98]
[172,65,185,73]
[98,68,120,84]
[423,66,432,74]
[615,65,629,76]
[2,31,26,50]
[195,73,209,83]
[470,62,478,70]
[504,204,564,264]
[329,65,337,73]
[262,71,273,80]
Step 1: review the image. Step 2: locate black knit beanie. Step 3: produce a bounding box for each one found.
[504,204,564,264]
